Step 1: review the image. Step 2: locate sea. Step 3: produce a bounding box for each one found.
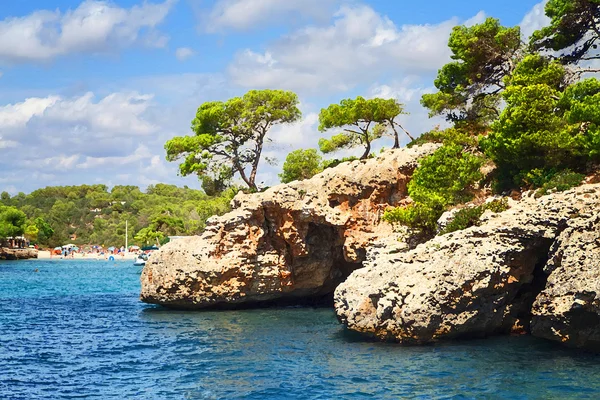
[1,260,600,399]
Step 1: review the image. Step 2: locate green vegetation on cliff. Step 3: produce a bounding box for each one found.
[385,3,600,234]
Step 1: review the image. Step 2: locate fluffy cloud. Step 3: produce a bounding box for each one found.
[0,0,176,64]
[227,5,475,95]
[520,0,550,40]
[205,0,338,32]
[175,47,195,61]
[0,91,175,191]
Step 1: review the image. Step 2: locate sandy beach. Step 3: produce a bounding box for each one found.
[37,250,137,261]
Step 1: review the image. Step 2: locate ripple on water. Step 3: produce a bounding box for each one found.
[2,260,600,399]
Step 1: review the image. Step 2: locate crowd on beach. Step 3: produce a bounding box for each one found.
[43,245,148,260]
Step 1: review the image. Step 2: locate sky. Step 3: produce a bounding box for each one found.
[0,0,551,194]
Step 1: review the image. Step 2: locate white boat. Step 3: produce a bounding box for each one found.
[133,254,148,266]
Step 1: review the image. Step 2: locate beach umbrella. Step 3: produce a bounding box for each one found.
[54,247,62,250]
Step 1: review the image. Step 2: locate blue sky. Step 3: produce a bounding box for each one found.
[0,0,549,194]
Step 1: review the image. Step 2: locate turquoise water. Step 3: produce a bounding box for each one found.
[1,260,600,399]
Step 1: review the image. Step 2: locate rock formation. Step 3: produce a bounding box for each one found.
[334,184,600,350]
[530,213,600,350]
[140,144,439,309]
[0,248,38,260]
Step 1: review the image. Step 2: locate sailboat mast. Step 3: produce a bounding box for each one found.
[125,220,128,250]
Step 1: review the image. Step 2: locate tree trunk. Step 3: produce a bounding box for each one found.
[392,121,414,146]
[361,141,371,160]
[393,133,400,149]
[248,133,265,192]
[237,165,256,192]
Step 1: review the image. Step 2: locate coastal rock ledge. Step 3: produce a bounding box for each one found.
[140,144,439,308]
[0,248,38,260]
[334,184,600,350]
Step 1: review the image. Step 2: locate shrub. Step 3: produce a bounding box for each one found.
[408,127,479,148]
[535,170,585,197]
[279,149,323,183]
[321,156,360,170]
[383,144,484,234]
[440,198,509,234]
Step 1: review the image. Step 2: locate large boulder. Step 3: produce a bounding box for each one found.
[140,144,439,309]
[531,213,600,350]
[334,185,600,345]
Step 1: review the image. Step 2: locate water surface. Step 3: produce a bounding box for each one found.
[1,260,599,399]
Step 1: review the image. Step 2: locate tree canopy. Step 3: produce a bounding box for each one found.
[421,18,522,131]
[165,89,301,191]
[318,96,408,159]
[0,206,26,239]
[530,0,600,65]
[482,54,600,187]
[279,149,323,184]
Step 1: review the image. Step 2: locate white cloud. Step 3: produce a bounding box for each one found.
[77,144,152,169]
[0,96,59,130]
[520,1,550,41]
[175,47,195,61]
[206,0,338,32]
[0,136,18,149]
[0,91,160,174]
[0,0,176,64]
[21,155,80,171]
[268,112,320,148]
[228,5,469,94]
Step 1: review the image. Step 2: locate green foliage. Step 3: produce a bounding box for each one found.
[318,97,407,159]
[383,144,484,233]
[560,78,600,161]
[0,206,27,239]
[321,156,360,170]
[166,89,301,191]
[279,149,323,183]
[530,0,600,64]
[134,227,164,246]
[421,18,522,131]
[441,198,510,235]
[482,55,600,188]
[408,127,480,148]
[0,184,236,248]
[383,202,445,233]
[533,170,586,196]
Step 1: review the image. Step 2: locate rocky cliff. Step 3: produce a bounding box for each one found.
[140,144,600,351]
[140,144,439,308]
[334,184,600,350]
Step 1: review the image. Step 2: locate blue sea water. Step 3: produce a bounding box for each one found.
[1,260,600,399]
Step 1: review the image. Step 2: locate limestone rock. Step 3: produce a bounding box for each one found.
[140,144,439,308]
[334,184,600,344]
[0,248,38,260]
[531,213,600,350]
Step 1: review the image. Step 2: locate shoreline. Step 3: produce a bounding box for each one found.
[37,250,138,261]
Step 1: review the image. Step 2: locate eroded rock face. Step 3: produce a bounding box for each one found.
[531,213,600,350]
[140,144,439,309]
[334,185,600,345]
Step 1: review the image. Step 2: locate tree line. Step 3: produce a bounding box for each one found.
[0,184,235,248]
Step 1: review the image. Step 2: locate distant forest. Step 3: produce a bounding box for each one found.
[0,184,235,248]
